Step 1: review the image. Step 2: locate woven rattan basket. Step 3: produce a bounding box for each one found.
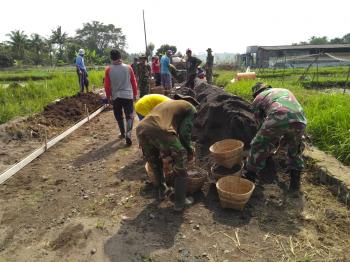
[187,167,207,194]
[216,176,255,210]
[209,139,244,168]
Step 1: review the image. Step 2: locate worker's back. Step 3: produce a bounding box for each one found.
[136,100,196,137]
[253,88,307,125]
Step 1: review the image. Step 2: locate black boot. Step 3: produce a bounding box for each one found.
[174,176,187,211]
[289,170,301,191]
[150,160,168,200]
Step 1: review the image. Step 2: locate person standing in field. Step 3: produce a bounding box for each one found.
[185,49,202,89]
[160,50,173,92]
[137,54,152,98]
[151,56,161,86]
[205,48,214,84]
[75,49,89,92]
[243,83,307,192]
[104,49,138,146]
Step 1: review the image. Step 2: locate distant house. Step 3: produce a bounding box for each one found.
[241,44,350,68]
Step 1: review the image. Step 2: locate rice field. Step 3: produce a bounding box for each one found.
[0,68,104,124]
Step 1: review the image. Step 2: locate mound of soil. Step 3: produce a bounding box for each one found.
[38,92,102,127]
[193,82,257,152]
[2,92,102,142]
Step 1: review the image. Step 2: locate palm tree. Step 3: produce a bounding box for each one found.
[29,34,47,65]
[6,30,28,60]
[50,26,68,61]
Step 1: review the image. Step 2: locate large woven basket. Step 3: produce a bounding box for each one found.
[216,176,255,210]
[187,167,207,194]
[209,139,244,168]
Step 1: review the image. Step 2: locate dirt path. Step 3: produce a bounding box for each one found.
[0,110,349,262]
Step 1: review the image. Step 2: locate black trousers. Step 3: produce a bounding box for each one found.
[154,73,161,86]
[185,74,196,89]
[112,98,134,138]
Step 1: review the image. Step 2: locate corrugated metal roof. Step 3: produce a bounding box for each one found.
[258,44,350,51]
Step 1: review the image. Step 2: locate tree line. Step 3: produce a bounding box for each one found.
[295,33,350,45]
[0,21,127,68]
[0,20,181,69]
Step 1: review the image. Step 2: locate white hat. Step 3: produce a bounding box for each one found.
[78,49,85,55]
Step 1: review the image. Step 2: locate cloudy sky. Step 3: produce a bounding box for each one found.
[1,0,349,54]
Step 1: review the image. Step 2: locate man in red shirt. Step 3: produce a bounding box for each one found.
[151,56,161,86]
[104,49,138,146]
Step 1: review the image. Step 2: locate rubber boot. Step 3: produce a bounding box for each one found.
[125,118,133,146]
[116,120,125,139]
[153,163,168,200]
[289,170,301,191]
[174,176,187,212]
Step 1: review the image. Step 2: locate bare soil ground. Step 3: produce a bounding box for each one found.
[0,110,350,262]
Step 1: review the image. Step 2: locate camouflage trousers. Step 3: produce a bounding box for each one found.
[138,80,149,98]
[206,67,213,84]
[138,132,188,187]
[247,122,306,174]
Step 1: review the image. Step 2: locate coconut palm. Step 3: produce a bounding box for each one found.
[6,30,28,60]
[29,33,47,65]
[50,26,68,61]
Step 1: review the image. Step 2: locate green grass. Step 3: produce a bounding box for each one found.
[0,68,104,124]
[214,69,350,165]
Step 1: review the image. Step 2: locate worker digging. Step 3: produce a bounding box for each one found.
[243,82,307,191]
[136,99,197,211]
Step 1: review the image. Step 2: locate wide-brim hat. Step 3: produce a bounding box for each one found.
[173,93,200,106]
[206,48,212,52]
[139,54,147,59]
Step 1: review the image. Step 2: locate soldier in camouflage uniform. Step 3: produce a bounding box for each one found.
[137,55,151,98]
[185,49,202,89]
[205,48,214,84]
[244,83,307,191]
[136,100,197,211]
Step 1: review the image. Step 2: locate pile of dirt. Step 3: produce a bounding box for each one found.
[37,92,102,127]
[1,92,102,142]
[193,82,257,152]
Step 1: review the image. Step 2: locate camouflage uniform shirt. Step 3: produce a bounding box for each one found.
[252,88,307,128]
